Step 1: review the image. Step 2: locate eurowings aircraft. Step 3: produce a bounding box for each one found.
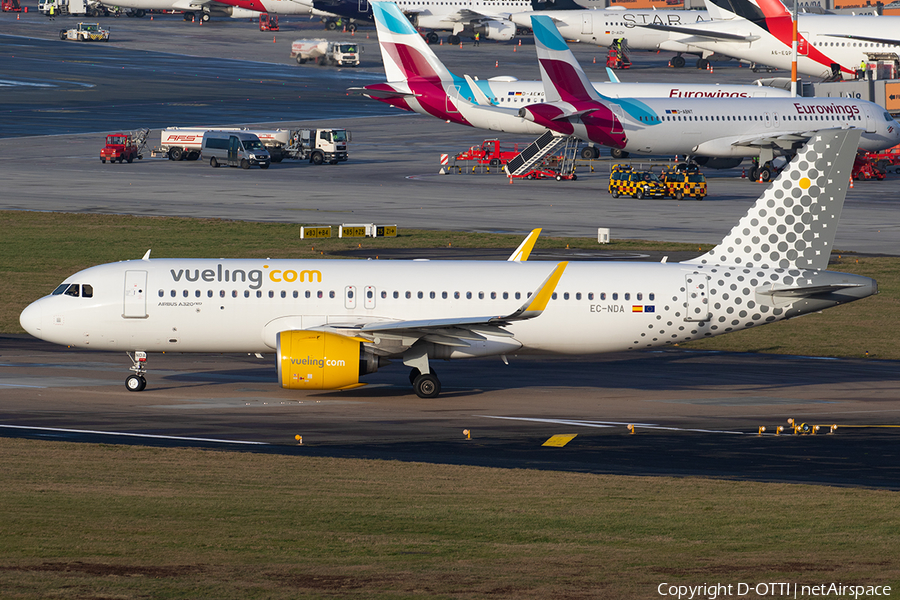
[20,129,877,398]
[359,4,900,173]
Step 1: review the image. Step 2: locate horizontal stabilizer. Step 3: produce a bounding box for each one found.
[758,283,867,297]
[642,23,758,42]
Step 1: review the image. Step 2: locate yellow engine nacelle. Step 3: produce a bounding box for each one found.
[277,331,376,390]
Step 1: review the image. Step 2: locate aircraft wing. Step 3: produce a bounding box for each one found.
[641,23,759,42]
[324,261,568,348]
[822,33,900,46]
[449,7,506,24]
[729,130,817,150]
[171,0,218,9]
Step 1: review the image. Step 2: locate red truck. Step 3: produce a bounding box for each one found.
[100,133,140,164]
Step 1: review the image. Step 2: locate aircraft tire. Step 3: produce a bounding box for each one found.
[697,58,709,69]
[201,12,210,21]
[125,374,146,392]
[448,34,460,45]
[413,372,441,399]
[671,55,686,68]
[759,167,772,182]
[348,23,357,32]
[610,148,629,159]
[426,32,439,44]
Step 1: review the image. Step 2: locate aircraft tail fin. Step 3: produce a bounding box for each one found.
[372,1,454,84]
[531,15,603,105]
[508,228,542,262]
[703,0,774,24]
[685,128,861,271]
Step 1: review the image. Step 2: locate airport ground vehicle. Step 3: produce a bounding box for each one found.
[660,164,707,200]
[59,22,110,41]
[202,132,271,170]
[454,139,520,166]
[2,0,23,13]
[290,39,360,66]
[156,127,349,164]
[100,131,146,164]
[608,164,668,199]
[259,14,278,31]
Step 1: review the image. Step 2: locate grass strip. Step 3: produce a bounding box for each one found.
[1,438,898,599]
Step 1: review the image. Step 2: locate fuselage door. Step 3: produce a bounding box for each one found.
[124,270,148,318]
[864,105,877,133]
[764,112,772,128]
[684,274,711,322]
[345,285,357,310]
[358,0,368,13]
[582,13,592,35]
[364,285,376,309]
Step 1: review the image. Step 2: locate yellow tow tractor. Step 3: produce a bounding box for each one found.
[608,164,667,199]
[660,163,707,200]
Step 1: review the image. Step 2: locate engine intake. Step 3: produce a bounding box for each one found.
[475,19,515,41]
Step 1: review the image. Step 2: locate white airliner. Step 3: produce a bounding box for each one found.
[359,4,900,175]
[519,0,900,76]
[98,0,266,20]
[19,128,878,398]
[510,5,716,68]
[678,0,900,80]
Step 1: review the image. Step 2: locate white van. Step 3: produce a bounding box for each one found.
[202,131,271,169]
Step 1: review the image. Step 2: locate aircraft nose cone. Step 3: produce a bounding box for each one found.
[19,301,42,338]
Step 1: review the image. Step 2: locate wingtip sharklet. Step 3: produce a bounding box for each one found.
[508,228,542,262]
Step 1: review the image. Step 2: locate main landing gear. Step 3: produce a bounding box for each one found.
[409,368,441,399]
[125,351,148,392]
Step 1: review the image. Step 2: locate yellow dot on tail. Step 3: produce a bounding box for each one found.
[799,177,811,189]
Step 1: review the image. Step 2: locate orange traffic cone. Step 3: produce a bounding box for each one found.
[518,39,521,46]
[439,38,442,45]
[710,64,714,73]
[458,42,462,49]
[741,168,746,179]
[849,176,854,188]
[495,60,499,67]
[513,45,516,52]
[593,56,596,64]
[273,36,276,43]
[351,29,354,36]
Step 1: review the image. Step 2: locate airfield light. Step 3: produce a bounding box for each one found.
[830,425,838,434]
[295,434,303,445]
[776,426,784,436]
[758,426,766,436]
[463,429,471,440]
[627,424,635,435]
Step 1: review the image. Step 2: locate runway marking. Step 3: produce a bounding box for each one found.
[479,416,746,435]
[0,424,267,445]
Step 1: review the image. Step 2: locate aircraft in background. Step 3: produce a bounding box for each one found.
[669,0,900,80]
[357,4,900,175]
[95,0,264,21]
[20,130,877,398]
[520,14,899,173]
[510,4,717,68]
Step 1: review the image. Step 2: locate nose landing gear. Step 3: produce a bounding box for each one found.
[125,351,148,392]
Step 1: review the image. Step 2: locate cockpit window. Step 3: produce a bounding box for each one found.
[52,283,69,295]
[885,112,895,122]
[82,284,93,298]
[63,284,80,297]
